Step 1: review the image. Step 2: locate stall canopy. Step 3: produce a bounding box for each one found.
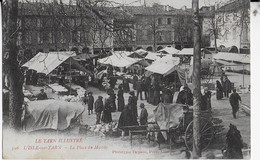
[23,100,85,132]
[213,52,250,64]
[134,49,148,56]
[22,51,76,75]
[145,56,180,76]
[97,52,141,68]
[158,46,179,54]
[145,51,164,61]
[175,48,194,56]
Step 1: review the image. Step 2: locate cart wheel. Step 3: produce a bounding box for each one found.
[184,117,214,151]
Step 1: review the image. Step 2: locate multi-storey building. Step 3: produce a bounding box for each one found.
[3,1,218,64]
[124,5,194,51]
[200,0,250,53]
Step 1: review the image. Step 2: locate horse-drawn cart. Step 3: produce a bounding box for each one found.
[124,103,224,151]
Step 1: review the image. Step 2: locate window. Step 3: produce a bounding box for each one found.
[76,18,81,26]
[37,18,42,28]
[77,31,81,43]
[232,28,236,40]
[142,30,148,40]
[17,18,22,28]
[17,32,22,46]
[37,32,43,44]
[60,31,66,43]
[24,31,32,44]
[157,31,163,41]
[242,26,249,42]
[70,18,75,27]
[158,18,162,25]
[48,32,55,44]
[167,18,171,25]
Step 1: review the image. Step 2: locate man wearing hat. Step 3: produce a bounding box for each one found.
[37,89,48,100]
[86,91,94,115]
[139,103,148,125]
[128,91,138,119]
[94,96,104,124]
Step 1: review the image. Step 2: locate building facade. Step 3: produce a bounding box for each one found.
[200,0,250,53]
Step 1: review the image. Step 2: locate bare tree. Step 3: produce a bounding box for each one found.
[3,0,24,131]
[2,0,137,131]
[203,0,250,51]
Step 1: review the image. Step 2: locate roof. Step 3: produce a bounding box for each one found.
[176,48,194,56]
[145,52,163,61]
[123,6,192,16]
[145,56,180,76]
[216,0,249,13]
[22,51,76,74]
[158,46,179,54]
[97,52,141,68]
[213,52,250,64]
[16,2,133,20]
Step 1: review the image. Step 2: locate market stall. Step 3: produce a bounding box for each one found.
[23,99,85,132]
[158,46,180,55]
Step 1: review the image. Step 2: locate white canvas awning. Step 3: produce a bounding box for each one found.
[97,53,140,68]
[158,46,179,54]
[134,49,148,56]
[145,56,180,76]
[213,52,250,64]
[176,48,194,56]
[145,51,164,61]
[22,51,76,75]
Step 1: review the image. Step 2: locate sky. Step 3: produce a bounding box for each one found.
[110,0,230,9]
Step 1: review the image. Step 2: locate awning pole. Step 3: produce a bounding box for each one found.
[69,58,72,95]
[243,64,245,88]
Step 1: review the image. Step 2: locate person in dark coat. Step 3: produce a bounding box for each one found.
[143,76,150,100]
[136,79,143,100]
[133,74,138,90]
[37,89,48,100]
[222,124,243,159]
[201,87,212,111]
[31,70,38,85]
[153,83,161,105]
[163,89,172,103]
[148,83,154,104]
[102,96,113,123]
[176,86,193,105]
[122,78,130,93]
[118,104,138,136]
[87,92,94,115]
[109,76,117,89]
[216,80,223,100]
[128,91,138,119]
[94,96,103,124]
[110,92,116,112]
[223,76,232,98]
[229,89,241,118]
[139,103,148,125]
[117,85,125,112]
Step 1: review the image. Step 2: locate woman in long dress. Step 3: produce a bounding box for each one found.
[216,80,223,100]
[101,97,112,123]
[117,85,125,112]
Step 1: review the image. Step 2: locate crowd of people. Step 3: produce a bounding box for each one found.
[215,72,242,118]
[82,87,149,131]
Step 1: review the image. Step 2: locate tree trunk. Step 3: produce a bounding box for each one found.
[6,0,24,131]
[192,0,202,158]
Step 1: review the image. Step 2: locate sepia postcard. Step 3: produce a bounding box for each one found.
[2,0,254,159]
